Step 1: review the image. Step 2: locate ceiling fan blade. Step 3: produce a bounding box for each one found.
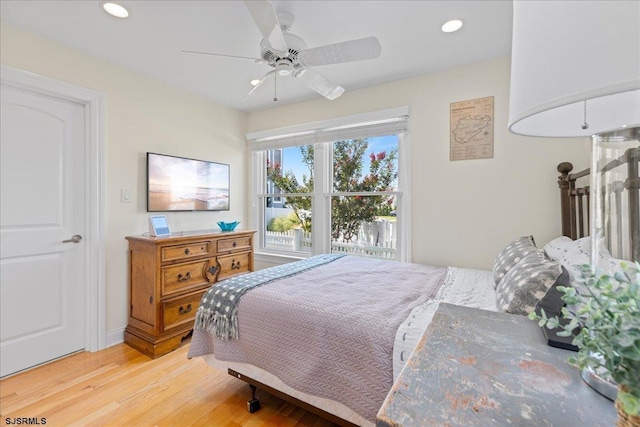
[180,50,263,62]
[293,68,345,100]
[245,71,275,97]
[243,0,289,56]
[298,36,382,67]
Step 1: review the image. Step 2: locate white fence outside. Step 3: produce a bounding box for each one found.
[331,240,397,259]
[265,219,397,259]
[264,229,312,252]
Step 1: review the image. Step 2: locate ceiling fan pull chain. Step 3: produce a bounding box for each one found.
[273,71,278,102]
[581,100,589,130]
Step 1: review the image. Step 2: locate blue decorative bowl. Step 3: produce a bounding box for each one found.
[217,221,240,232]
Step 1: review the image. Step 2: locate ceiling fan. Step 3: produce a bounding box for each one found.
[181,0,382,101]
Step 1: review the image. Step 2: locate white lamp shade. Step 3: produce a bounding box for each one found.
[508,1,640,137]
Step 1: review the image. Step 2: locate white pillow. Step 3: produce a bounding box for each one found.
[543,236,623,279]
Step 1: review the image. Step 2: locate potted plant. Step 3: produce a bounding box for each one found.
[530,262,640,426]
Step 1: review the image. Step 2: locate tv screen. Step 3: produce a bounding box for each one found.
[147,152,230,212]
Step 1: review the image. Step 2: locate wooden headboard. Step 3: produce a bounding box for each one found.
[557,147,640,262]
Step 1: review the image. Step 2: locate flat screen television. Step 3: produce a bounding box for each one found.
[147,152,230,212]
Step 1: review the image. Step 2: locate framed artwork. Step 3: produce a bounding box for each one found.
[450,96,494,161]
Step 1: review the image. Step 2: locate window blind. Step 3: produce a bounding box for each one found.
[247,106,410,151]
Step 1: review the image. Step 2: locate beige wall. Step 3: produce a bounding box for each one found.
[1,25,248,339]
[1,24,591,343]
[247,56,590,270]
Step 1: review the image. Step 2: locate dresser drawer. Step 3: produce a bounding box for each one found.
[218,252,251,280]
[161,258,216,297]
[217,236,252,253]
[161,290,206,332]
[161,241,210,263]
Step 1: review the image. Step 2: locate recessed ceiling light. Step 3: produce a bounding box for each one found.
[442,19,463,33]
[250,79,261,86]
[102,2,129,18]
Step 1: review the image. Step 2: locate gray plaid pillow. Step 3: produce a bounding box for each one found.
[495,251,563,316]
[492,236,537,286]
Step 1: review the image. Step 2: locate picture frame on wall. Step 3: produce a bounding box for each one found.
[450,96,494,161]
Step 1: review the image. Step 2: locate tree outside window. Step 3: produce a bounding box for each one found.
[266,138,398,247]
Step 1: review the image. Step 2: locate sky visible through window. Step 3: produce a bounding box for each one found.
[280,134,399,189]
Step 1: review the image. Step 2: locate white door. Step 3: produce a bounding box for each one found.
[0,84,86,377]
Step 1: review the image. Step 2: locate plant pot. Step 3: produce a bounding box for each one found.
[616,386,640,427]
[581,365,618,401]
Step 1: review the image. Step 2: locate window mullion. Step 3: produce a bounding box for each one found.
[258,193,315,198]
[397,132,411,262]
[253,151,267,251]
[329,191,403,197]
[311,142,331,255]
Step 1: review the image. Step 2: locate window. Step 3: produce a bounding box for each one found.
[249,107,411,262]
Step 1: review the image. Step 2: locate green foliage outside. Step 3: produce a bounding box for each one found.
[376,203,395,217]
[267,212,300,232]
[266,145,313,233]
[266,139,398,242]
[530,262,640,416]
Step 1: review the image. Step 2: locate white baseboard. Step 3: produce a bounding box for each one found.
[105,327,125,348]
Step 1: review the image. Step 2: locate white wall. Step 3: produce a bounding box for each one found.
[247,56,590,270]
[0,25,248,342]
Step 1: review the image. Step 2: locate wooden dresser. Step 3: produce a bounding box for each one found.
[124,229,255,358]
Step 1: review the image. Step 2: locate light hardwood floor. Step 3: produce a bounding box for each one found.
[0,340,338,427]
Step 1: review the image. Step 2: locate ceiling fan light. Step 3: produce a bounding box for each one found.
[442,19,463,33]
[102,2,129,18]
[276,60,293,77]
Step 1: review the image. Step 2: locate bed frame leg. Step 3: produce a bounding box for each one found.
[247,384,261,413]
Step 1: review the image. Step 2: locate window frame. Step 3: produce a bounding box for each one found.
[248,107,412,263]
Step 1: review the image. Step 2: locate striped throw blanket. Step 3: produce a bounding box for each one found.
[194,253,344,340]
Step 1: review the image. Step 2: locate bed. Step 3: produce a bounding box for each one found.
[188,257,498,426]
[187,158,638,427]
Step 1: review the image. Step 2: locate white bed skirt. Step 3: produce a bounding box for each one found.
[204,354,374,427]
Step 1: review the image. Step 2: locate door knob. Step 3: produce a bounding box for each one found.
[63,234,83,244]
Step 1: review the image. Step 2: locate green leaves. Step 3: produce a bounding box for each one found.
[266,146,314,232]
[331,139,398,242]
[530,262,640,416]
[266,139,398,243]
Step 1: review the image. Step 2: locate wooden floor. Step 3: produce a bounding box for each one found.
[0,340,338,427]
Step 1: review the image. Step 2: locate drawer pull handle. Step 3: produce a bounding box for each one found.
[177,272,191,281]
[207,265,219,275]
[184,248,191,255]
[231,260,241,270]
[179,304,192,315]
[232,241,237,247]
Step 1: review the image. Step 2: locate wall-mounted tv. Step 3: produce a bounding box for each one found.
[147,152,230,212]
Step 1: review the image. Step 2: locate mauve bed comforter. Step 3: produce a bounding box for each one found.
[188,255,447,422]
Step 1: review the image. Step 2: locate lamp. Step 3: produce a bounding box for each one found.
[508,1,639,138]
[508,0,640,403]
[508,0,640,260]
